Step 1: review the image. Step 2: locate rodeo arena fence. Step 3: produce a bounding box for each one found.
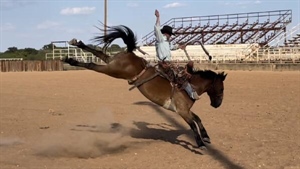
[1,10,299,72]
[0,59,63,72]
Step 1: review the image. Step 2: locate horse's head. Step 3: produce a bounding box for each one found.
[188,67,227,108]
[206,72,227,108]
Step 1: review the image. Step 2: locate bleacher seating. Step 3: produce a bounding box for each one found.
[285,33,300,47]
[134,44,250,62]
[142,10,292,46]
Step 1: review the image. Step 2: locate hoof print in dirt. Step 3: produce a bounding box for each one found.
[110,123,122,132]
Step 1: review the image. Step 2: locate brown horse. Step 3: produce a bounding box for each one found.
[63,25,227,149]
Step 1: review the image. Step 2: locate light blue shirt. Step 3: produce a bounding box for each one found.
[154,24,178,61]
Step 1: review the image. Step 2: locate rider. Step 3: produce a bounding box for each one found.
[154,9,199,100]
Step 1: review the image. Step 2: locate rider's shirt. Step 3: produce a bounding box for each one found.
[154,24,178,61]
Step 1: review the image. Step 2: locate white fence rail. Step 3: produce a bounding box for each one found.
[135,45,300,63]
[45,44,300,64]
[45,48,102,63]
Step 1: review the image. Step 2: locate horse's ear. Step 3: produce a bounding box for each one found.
[222,73,227,81]
[219,72,227,81]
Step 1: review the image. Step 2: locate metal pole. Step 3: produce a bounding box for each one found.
[52,43,54,60]
[104,0,107,36]
[66,41,69,60]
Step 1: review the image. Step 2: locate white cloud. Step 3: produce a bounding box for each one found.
[36,21,60,30]
[238,0,262,8]
[127,2,138,7]
[163,2,186,9]
[254,0,262,4]
[220,0,262,7]
[1,0,36,10]
[223,2,231,5]
[0,23,16,31]
[60,7,96,15]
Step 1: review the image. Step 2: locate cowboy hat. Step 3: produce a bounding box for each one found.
[161,25,175,36]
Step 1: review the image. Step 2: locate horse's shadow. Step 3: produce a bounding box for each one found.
[71,101,243,168]
[133,101,245,169]
[131,101,204,154]
[130,121,203,155]
[72,121,202,155]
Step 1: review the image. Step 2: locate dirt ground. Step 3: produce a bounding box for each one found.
[0,70,299,169]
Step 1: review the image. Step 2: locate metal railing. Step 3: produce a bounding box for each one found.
[45,48,102,63]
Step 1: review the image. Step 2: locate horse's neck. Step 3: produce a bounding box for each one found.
[191,76,213,95]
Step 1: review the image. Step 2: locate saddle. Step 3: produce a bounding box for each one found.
[128,60,195,95]
[156,61,194,90]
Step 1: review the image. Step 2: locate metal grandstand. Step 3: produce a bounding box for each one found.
[142,9,292,46]
[45,9,298,63]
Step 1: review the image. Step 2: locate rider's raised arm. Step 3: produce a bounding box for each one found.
[155,9,160,26]
[154,9,164,42]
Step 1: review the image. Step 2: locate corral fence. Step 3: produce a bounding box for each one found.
[0,60,63,72]
[1,59,299,72]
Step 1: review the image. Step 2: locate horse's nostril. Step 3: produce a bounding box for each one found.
[211,100,222,108]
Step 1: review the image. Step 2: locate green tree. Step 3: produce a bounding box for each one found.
[6,47,18,53]
[42,43,56,50]
[110,44,121,52]
[24,48,38,55]
[0,46,46,60]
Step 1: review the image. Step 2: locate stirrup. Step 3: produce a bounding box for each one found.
[192,91,200,100]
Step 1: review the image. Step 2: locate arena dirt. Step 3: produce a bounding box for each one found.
[0,70,299,169]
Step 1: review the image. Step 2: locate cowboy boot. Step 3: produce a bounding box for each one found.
[184,83,199,100]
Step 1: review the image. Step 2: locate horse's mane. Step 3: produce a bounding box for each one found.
[93,24,137,52]
[190,69,218,80]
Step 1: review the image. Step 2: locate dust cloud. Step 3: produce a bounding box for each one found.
[0,137,23,147]
[35,108,131,158]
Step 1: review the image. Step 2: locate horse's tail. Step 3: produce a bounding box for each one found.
[93,24,137,52]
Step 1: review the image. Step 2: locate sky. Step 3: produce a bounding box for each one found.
[0,0,299,52]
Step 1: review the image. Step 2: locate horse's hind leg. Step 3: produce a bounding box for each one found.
[69,38,112,64]
[191,111,211,143]
[178,111,206,149]
[63,57,117,77]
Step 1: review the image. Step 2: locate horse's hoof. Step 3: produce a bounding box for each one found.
[69,38,79,46]
[199,145,207,150]
[203,137,211,144]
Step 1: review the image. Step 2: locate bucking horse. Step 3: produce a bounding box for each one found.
[63,25,227,149]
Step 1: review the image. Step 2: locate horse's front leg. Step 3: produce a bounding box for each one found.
[178,111,206,149]
[191,111,211,143]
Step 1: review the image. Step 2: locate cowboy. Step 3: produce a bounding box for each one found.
[154,9,199,100]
